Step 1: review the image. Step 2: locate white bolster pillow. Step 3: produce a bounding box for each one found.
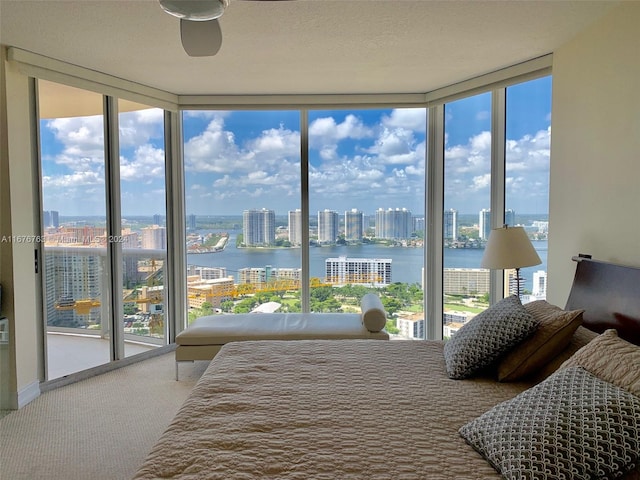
[361,293,387,332]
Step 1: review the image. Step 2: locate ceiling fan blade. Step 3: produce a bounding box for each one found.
[180,18,222,57]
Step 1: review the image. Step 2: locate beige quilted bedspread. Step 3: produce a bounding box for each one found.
[133,340,537,480]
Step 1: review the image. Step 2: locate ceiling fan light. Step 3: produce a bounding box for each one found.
[159,0,228,21]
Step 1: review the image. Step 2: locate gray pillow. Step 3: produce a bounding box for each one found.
[443,295,538,379]
[460,366,640,480]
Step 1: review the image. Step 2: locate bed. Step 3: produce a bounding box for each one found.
[133,257,640,480]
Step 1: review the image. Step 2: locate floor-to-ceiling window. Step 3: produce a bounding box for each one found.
[183,110,302,321]
[118,100,168,356]
[440,76,551,338]
[308,108,426,337]
[37,80,169,379]
[505,76,551,301]
[32,60,550,354]
[442,92,492,338]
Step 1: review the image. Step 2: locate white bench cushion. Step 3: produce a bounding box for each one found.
[177,312,389,346]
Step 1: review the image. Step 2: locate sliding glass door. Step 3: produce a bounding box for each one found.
[38,80,111,378]
[37,80,169,379]
[118,100,168,356]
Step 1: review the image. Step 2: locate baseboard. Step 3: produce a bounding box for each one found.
[17,380,40,409]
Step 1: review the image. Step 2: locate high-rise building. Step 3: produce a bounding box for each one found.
[325,256,392,285]
[44,249,103,328]
[443,268,490,295]
[532,270,547,299]
[344,209,363,242]
[479,208,515,238]
[153,214,163,226]
[43,210,60,229]
[187,214,197,230]
[444,209,458,240]
[243,208,276,246]
[141,225,166,250]
[413,216,425,235]
[479,208,491,240]
[317,209,339,244]
[505,209,516,228]
[375,207,412,239]
[288,209,302,246]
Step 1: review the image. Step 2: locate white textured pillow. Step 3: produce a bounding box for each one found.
[560,329,640,397]
[360,293,387,332]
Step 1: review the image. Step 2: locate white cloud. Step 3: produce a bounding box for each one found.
[368,128,425,166]
[308,114,374,157]
[444,127,551,213]
[120,144,165,182]
[382,108,426,131]
[47,116,105,161]
[42,170,103,188]
[119,108,164,148]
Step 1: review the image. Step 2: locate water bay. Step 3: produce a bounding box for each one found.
[188,231,548,292]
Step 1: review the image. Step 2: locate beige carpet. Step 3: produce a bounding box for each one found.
[0,353,209,480]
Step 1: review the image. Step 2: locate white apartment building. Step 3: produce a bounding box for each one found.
[396,314,424,339]
[375,207,412,240]
[187,265,228,280]
[443,268,490,296]
[288,209,302,246]
[141,225,166,250]
[325,256,392,286]
[344,208,363,242]
[243,208,276,246]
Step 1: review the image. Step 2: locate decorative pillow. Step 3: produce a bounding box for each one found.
[560,329,640,397]
[497,301,584,382]
[460,366,640,480]
[360,293,387,332]
[443,295,538,379]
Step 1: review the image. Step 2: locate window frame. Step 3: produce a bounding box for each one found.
[13,47,551,350]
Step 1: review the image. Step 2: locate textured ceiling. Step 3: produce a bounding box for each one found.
[0,0,619,96]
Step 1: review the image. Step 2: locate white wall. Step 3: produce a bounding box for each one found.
[547,2,640,307]
[0,48,42,408]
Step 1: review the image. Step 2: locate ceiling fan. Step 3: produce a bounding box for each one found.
[159,0,291,57]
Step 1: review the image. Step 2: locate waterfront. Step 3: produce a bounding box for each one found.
[187,231,548,292]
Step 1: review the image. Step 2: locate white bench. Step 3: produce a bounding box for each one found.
[175,293,389,379]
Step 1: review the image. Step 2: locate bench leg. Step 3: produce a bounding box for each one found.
[175,360,195,381]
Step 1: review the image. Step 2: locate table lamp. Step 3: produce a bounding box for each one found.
[480,225,542,297]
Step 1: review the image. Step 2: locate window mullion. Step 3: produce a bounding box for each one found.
[164,110,186,339]
[103,95,124,361]
[489,88,507,304]
[300,109,310,312]
[425,105,444,340]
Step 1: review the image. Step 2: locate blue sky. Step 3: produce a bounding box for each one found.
[40,76,551,219]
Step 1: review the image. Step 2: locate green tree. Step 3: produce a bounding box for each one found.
[123,303,138,315]
[381,297,402,316]
[233,297,257,314]
[220,300,234,313]
[200,302,214,316]
[385,319,400,334]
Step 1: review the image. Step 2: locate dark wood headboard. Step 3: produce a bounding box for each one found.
[565,256,640,345]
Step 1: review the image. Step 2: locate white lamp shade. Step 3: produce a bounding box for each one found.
[480,226,542,269]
